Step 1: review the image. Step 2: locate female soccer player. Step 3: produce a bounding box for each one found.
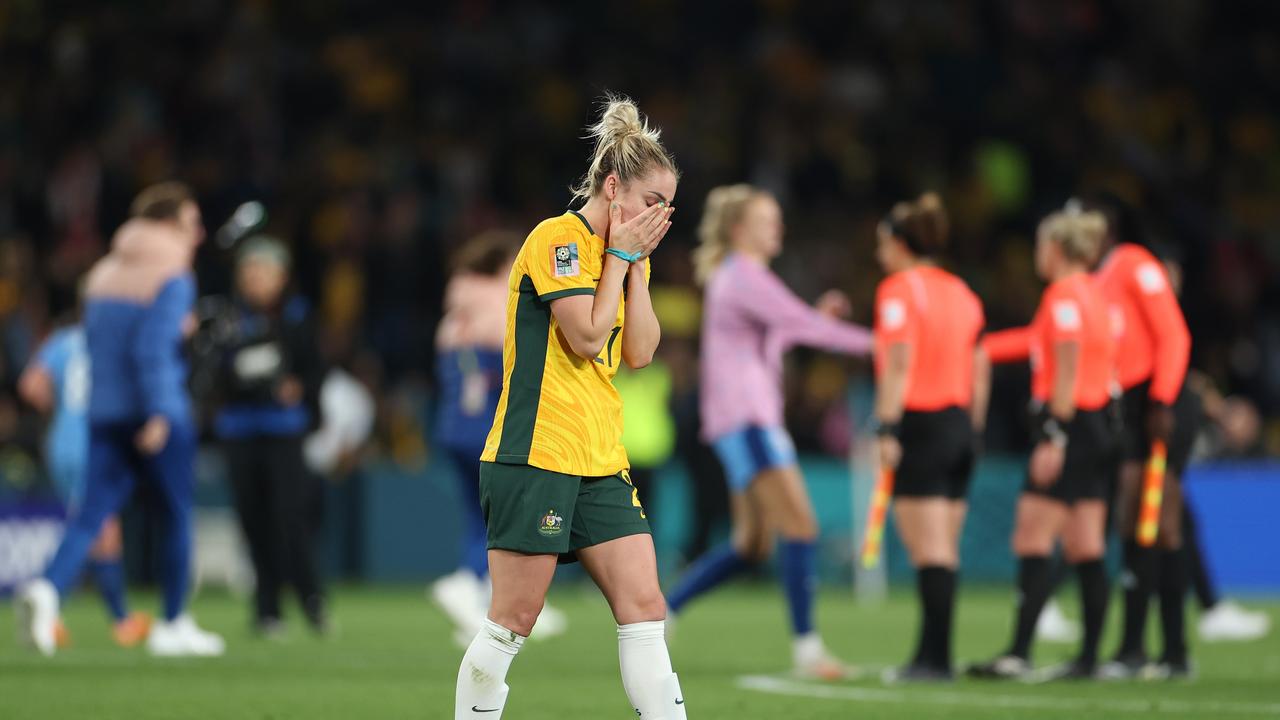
[967,206,1116,681]
[663,184,872,680]
[872,193,984,682]
[454,95,686,719]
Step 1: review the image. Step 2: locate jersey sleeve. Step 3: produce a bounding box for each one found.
[981,326,1032,363]
[1127,254,1191,404]
[1044,286,1084,345]
[132,274,195,422]
[523,226,599,302]
[746,265,872,356]
[31,330,70,385]
[874,279,917,348]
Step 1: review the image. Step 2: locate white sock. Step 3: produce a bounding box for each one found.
[618,621,677,718]
[456,619,524,719]
[792,631,825,666]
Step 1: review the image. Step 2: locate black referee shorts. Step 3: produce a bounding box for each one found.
[893,406,976,501]
[1120,380,1202,474]
[1024,409,1117,505]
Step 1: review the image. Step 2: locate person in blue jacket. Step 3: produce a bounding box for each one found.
[17,182,224,657]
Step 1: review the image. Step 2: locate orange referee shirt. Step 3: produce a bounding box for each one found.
[982,272,1115,411]
[1093,243,1190,404]
[874,266,985,412]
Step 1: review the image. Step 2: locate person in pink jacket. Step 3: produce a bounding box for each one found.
[665,184,872,679]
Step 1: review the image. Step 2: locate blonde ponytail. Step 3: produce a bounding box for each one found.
[694,184,765,285]
[1039,207,1108,265]
[571,93,679,203]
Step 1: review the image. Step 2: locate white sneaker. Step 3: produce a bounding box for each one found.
[527,603,568,641]
[16,579,59,657]
[792,633,851,680]
[1199,600,1271,642]
[430,570,486,642]
[1035,599,1081,643]
[147,615,226,657]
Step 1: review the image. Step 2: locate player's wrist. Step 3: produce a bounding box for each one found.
[874,418,902,440]
[1033,407,1069,447]
[606,247,643,263]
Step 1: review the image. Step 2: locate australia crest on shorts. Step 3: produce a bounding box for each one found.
[538,509,564,537]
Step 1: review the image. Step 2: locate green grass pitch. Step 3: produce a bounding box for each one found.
[3,585,1278,719]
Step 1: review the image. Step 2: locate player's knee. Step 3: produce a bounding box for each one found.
[910,543,957,569]
[777,511,818,542]
[489,604,543,637]
[614,589,667,624]
[1063,538,1104,563]
[1011,526,1051,556]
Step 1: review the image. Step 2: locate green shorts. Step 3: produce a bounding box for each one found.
[479,461,651,562]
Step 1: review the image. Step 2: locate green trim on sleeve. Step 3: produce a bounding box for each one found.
[539,287,596,302]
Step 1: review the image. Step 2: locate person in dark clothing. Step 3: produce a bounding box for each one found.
[213,236,327,635]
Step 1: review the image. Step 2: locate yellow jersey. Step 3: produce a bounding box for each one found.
[481,210,648,477]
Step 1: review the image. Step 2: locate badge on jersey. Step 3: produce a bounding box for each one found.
[880,298,907,330]
[551,243,580,278]
[1136,262,1167,295]
[1052,300,1081,331]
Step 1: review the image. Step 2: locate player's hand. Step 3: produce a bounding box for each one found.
[1029,441,1065,488]
[1146,401,1174,443]
[135,415,171,456]
[816,290,852,319]
[609,201,672,258]
[878,435,902,470]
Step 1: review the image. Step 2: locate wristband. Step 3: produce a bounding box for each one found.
[1032,407,1070,447]
[606,247,643,263]
[874,420,902,440]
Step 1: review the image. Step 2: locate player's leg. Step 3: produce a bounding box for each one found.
[1152,472,1191,677]
[226,437,279,629]
[968,493,1067,678]
[434,448,491,644]
[751,462,847,679]
[266,435,326,629]
[893,497,957,674]
[1061,499,1109,675]
[457,462,576,719]
[580,532,686,720]
[887,411,973,681]
[456,549,555,720]
[87,516,128,623]
[88,515,152,646]
[143,422,224,656]
[666,488,762,615]
[665,428,765,617]
[451,448,490,580]
[21,425,136,656]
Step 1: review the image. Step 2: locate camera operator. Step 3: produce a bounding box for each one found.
[210,237,327,636]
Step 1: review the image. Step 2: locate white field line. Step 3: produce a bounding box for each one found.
[736,674,1280,717]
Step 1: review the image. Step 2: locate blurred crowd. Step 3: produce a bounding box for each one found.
[1,0,1278,480]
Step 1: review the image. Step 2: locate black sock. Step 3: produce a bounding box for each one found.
[1074,559,1109,667]
[914,566,957,669]
[1159,549,1189,664]
[1182,506,1219,610]
[1118,541,1158,658]
[1008,555,1052,661]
